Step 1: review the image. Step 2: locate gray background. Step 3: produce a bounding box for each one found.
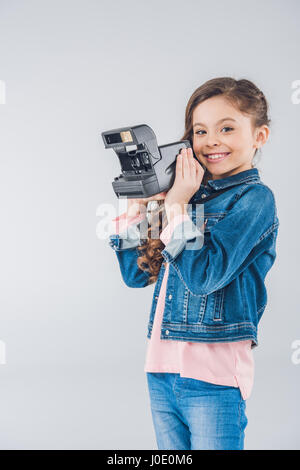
[0,0,299,450]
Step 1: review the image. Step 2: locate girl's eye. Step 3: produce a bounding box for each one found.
[221,126,234,132]
[195,126,234,136]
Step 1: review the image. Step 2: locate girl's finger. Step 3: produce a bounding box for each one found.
[176,153,183,179]
[195,158,204,182]
[195,162,201,184]
[182,149,190,178]
[194,157,199,173]
[187,148,196,182]
[189,148,196,172]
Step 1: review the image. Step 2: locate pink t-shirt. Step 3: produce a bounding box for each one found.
[111,211,254,400]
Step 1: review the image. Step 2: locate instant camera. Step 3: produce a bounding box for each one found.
[101,124,204,199]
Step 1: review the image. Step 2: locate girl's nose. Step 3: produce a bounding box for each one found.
[205,133,221,147]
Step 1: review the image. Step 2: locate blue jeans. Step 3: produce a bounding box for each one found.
[146,372,248,450]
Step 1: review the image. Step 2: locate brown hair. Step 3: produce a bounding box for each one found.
[136,77,271,285]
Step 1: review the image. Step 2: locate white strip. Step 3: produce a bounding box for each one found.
[0,80,6,104]
[0,340,6,364]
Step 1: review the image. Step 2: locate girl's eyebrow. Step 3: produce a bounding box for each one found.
[193,117,237,128]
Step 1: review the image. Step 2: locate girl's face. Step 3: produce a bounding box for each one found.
[192,95,269,180]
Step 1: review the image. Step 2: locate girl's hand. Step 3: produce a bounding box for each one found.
[136,191,168,205]
[164,147,204,211]
[127,191,167,218]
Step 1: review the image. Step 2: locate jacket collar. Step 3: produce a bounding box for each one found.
[191,168,260,202]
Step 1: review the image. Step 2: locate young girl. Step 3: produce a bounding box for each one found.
[109,77,279,450]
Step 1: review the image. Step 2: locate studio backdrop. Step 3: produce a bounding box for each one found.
[0,0,299,450]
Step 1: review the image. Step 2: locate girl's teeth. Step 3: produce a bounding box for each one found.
[206,153,229,159]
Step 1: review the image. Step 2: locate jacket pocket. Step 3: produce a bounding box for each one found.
[201,287,225,324]
[184,290,207,324]
[186,288,225,326]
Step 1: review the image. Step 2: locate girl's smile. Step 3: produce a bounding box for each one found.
[204,152,231,163]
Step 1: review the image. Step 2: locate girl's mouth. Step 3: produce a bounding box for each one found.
[204,152,231,163]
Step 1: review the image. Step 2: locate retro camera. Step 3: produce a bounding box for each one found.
[101,124,204,199]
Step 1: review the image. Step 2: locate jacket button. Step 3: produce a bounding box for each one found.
[165,330,169,335]
[201,193,206,198]
[155,296,158,300]
[168,294,172,300]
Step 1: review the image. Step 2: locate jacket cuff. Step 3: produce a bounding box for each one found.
[160,214,204,262]
[160,214,191,245]
[109,212,147,251]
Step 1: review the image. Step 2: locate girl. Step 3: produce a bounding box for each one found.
[109,77,279,450]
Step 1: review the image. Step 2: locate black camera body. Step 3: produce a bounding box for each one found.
[101,124,202,199]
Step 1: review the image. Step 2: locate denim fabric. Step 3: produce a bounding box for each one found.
[109,168,279,347]
[146,372,248,450]
[110,220,144,250]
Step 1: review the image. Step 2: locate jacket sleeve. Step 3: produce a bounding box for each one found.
[160,213,200,246]
[109,211,148,250]
[109,211,152,288]
[160,185,279,296]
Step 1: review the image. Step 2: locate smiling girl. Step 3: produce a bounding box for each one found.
[109,77,279,450]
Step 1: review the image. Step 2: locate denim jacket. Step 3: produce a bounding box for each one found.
[109,168,279,348]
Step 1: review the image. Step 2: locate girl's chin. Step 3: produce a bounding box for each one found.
[208,168,227,175]
[205,166,233,180]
